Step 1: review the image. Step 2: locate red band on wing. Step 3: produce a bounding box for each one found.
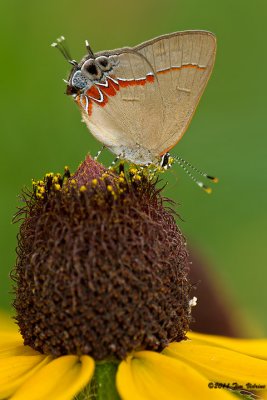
[75,74,155,115]
[100,81,118,97]
[76,94,93,116]
[86,86,108,107]
[86,86,100,98]
[76,64,203,117]
[117,75,154,87]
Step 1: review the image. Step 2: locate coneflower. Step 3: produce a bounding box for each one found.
[0,156,266,400]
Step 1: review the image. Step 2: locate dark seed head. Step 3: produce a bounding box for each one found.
[13,156,192,360]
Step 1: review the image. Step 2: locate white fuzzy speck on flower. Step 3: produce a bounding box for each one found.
[189,296,198,307]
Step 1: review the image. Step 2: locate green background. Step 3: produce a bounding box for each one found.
[1,0,266,334]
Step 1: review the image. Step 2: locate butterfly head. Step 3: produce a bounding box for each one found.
[52,36,119,96]
[67,55,119,96]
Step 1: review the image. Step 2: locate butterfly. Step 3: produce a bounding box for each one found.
[53,31,216,179]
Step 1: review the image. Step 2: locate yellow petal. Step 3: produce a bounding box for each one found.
[0,311,23,354]
[0,333,39,358]
[0,335,22,355]
[164,340,267,386]
[188,331,267,359]
[0,329,50,398]
[11,355,95,400]
[116,351,234,400]
[0,353,51,399]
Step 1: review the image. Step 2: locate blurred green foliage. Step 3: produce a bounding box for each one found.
[0,0,266,333]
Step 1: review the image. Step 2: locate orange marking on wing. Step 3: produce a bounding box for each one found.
[76,94,86,109]
[100,82,117,97]
[147,74,155,83]
[158,64,206,76]
[117,74,155,88]
[78,74,155,116]
[86,86,100,98]
[75,95,80,107]
[87,102,93,115]
[86,86,109,107]
[76,95,93,116]
[108,75,120,88]
[118,79,134,87]
[100,95,108,106]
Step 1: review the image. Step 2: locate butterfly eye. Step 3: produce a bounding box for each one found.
[95,56,110,72]
[81,59,102,80]
[71,70,88,90]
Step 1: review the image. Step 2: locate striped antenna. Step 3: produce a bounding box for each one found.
[173,155,218,194]
[51,36,78,66]
[85,40,95,58]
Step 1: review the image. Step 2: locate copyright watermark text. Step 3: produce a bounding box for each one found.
[208,382,266,390]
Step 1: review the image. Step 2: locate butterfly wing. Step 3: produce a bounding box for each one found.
[134,30,216,155]
[78,50,164,164]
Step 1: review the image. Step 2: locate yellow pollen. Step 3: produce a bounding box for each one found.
[204,187,212,194]
[133,174,141,181]
[91,179,98,186]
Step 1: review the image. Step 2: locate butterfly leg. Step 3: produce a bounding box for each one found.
[140,162,151,170]
[108,155,121,170]
[94,145,106,161]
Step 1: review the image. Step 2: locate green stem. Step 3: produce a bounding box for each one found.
[75,361,120,400]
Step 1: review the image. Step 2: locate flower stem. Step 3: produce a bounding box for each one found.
[76,361,120,400]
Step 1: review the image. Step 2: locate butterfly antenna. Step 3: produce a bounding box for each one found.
[173,155,218,194]
[85,40,95,58]
[51,36,78,66]
[175,155,219,183]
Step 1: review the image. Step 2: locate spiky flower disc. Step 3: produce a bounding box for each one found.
[13,156,191,360]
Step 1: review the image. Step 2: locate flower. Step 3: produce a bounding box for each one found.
[13,156,191,360]
[1,155,267,399]
[1,322,267,399]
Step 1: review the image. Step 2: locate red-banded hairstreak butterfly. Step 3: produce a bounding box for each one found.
[52,31,218,192]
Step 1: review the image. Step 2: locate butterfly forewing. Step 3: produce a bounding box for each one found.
[83,50,164,161]
[134,31,216,155]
